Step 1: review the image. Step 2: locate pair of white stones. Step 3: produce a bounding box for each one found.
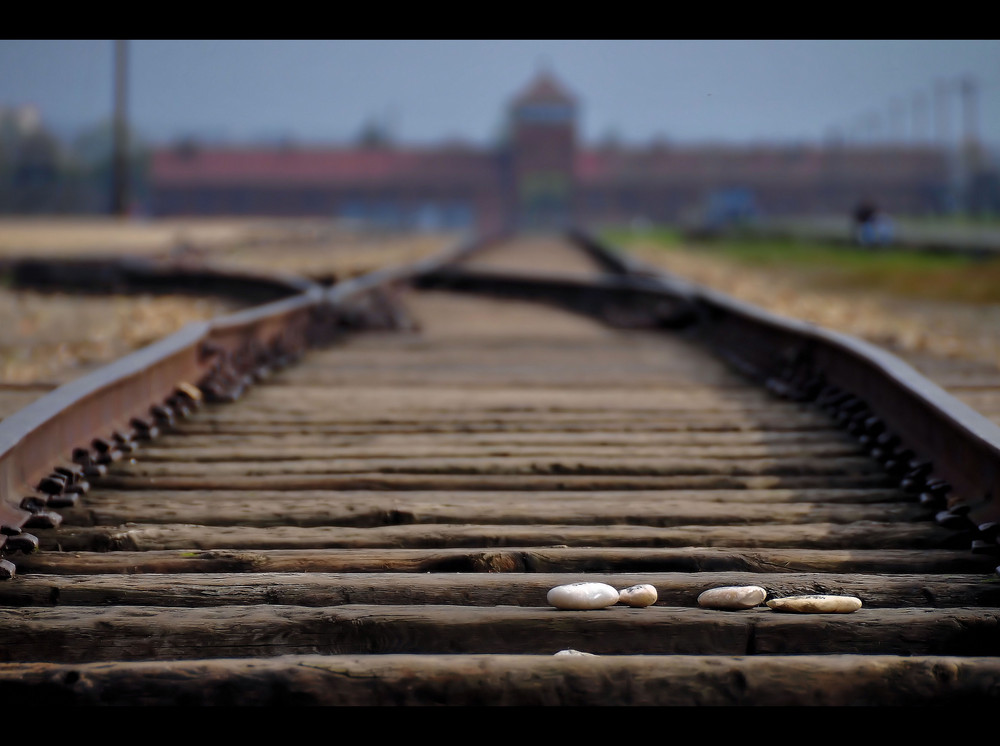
[547,582,657,610]
[697,585,862,613]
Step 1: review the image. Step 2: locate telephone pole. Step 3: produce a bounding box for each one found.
[959,75,980,150]
[111,39,129,216]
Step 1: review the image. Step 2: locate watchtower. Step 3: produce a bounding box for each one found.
[508,72,577,229]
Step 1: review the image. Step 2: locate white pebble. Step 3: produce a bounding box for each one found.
[697,585,767,610]
[547,582,620,610]
[554,649,597,657]
[618,584,657,607]
[766,595,862,613]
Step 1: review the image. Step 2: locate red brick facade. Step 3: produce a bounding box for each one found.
[150,74,953,229]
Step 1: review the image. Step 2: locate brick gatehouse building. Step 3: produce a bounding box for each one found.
[150,73,952,231]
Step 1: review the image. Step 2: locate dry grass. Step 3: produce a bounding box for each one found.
[205,231,456,279]
[0,217,458,279]
[0,218,456,391]
[0,292,233,385]
[0,217,265,257]
[0,218,267,387]
[617,233,1000,370]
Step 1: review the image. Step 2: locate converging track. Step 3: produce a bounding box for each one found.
[1,233,999,705]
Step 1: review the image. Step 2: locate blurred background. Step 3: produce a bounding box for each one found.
[1,40,998,228]
[2,40,1000,416]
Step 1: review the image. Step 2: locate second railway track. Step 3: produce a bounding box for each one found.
[1,232,999,705]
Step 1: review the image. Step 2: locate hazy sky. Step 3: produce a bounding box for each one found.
[2,40,999,149]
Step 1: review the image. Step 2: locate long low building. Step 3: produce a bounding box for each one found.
[150,73,954,230]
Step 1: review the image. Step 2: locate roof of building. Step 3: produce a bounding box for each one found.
[152,145,500,187]
[152,141,949,188]
[510,71,577,108]
[574,144,949,184]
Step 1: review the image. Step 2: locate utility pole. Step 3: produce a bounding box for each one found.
[960,75,980,150]
[889,98,906,143]
[911,90,929,144]
[934,79,952,148]
[111,39,129,216]
[959,75,983,212]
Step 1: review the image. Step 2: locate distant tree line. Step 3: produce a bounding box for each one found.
[0,107,149,215]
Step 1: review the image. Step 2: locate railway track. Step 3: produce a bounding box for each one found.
[1,231,999,705]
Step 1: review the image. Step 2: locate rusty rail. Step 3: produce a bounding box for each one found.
[1,230,999,703]
[0,233,494,571]
[4,226,1000,567]
[570,230,1000,534]
[4,255,320,303]
[416,228,1000,553]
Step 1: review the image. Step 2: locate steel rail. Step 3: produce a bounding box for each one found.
[689,287,1000,531]
[5,226,998,565]
[0,233,494,572]
[688,217,1000,259]
[567,230,1000,533]
[1,231,998,703]
[3,255,320,303]
[414,229,1000,554]
[414,267,699,329]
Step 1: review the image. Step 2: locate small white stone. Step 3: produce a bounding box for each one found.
[554,649,598,657]
[766,595,862,613]
[618,584,658,607]
[697,585,768,610]
[547,582,620,610]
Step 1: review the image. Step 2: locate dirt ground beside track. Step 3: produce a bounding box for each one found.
[2,219,999,423]
[624,240,1000,371]
[0,219,454,415]
[619,238,1000,424]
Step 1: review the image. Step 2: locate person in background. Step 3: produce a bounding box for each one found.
[853,199,894,247]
